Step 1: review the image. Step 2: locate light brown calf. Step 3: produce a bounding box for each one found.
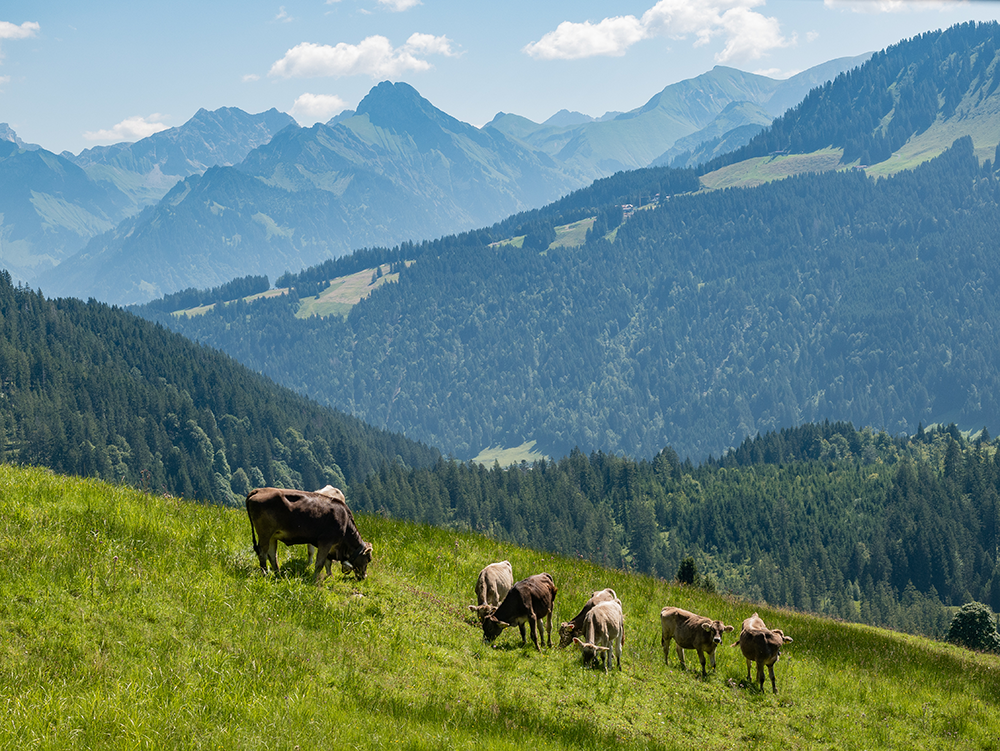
[732,612,793,693]
[558,588,621,648]
[660,606,733,676]
[468,561,514,622]
[571,599,624,672]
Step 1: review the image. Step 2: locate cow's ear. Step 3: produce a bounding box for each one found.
[572,637,584,649]
[724,625,734,632]
[595,646,610,653]
[702,622,714,632]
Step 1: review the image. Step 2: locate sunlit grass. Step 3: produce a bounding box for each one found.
[0,463,998,749]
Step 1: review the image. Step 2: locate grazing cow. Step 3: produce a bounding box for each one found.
[732,612,793,693]
[482,573,557,651]
[306,485,349,573]
[571,599,624,672]
[246,486,373,583]
[558,588,621,648]
[660,607,734,676]
[468,561,514,622]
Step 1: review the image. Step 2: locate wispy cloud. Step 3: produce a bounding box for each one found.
[274,6,294,23]
[243,73,261,82]
[823,0,960,11]
[83,115,169,143]
[0,20,39,40]
[0,19,39,62]
[290,93,349,124]
[377,0,422,10]
[269,33,456,79]
[524,0,793,64]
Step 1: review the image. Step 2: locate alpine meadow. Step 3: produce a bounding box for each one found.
[3,14,1000,751]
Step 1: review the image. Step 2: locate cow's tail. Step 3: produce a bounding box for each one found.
[245,493,259,554]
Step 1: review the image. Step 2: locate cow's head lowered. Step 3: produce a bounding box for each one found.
[340,541,374,580]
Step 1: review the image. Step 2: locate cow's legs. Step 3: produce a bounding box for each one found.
[518,622,527,644]
[544,611,553,647]
[528,617,540,651]
[674,644,686,670]
[312,542,335,583]
[767,664,777,693]
[755,661,766,691]
[266,538,280,573]
[306,544,316,566]
[696,648,708,676]
[708,649,717,671]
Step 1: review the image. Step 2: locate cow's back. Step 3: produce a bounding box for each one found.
[247,487,355,544]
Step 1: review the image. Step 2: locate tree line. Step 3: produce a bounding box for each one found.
[0,273,439,504]
[349,421,999,640]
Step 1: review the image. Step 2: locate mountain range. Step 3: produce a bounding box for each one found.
[140,22,1000,464]
[0,109,295,285]
[2,54,869,305]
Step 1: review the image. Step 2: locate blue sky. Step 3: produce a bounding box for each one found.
[3,0,1000,155]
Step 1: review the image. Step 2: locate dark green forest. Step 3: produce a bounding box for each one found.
[350,421,999,639]
[141,136,1000,461]
[0,273,438,503]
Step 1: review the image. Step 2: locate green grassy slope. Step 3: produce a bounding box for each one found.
[2,463,998,749]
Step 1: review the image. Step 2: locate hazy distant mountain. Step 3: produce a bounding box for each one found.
[39,82,579,304]
[0,123,40,151]
[651,101,772,168]
[486,56,871,181]
[0,140,132,281]
[486,54,871,179]
[69,107,297,209]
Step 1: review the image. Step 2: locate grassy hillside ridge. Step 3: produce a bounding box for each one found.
[3,463,998,749]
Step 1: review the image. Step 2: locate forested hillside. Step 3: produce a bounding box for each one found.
[143,138,1000,461]
[704,21,1000,172]
[350,421,999,640]
[0,273,438,502]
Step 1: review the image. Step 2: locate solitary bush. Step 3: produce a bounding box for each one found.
[946,602,1000,653]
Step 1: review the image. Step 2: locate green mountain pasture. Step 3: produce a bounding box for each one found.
[3,463,998,750]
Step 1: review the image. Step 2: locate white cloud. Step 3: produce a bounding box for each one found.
[269,33,456,79]
[275,6,293,23]
[823,0,960,11]
[290,92,349,124]
[378,0,422,10]
[523,16,646,59]
[524,0,792,64]
[0,20,39,40]
[83,115,169,143]
[243,73,261,82]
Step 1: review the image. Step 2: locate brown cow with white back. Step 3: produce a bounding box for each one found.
[660,606,733,676]
[246,486,373,583]
[732,612,793,693]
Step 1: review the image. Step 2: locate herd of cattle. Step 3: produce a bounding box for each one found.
[245,486,793,692]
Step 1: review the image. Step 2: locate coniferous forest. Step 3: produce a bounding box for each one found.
[144,137,1000,462]
[349,421,999,640]
[0,273,439,502]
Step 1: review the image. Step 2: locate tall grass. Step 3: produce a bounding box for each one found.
[0,463,998,749]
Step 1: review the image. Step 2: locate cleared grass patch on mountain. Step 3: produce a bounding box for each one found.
[295,265,400,319]
[700,147,845,190]
[2,462,998,749]
[472,440,549,467]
